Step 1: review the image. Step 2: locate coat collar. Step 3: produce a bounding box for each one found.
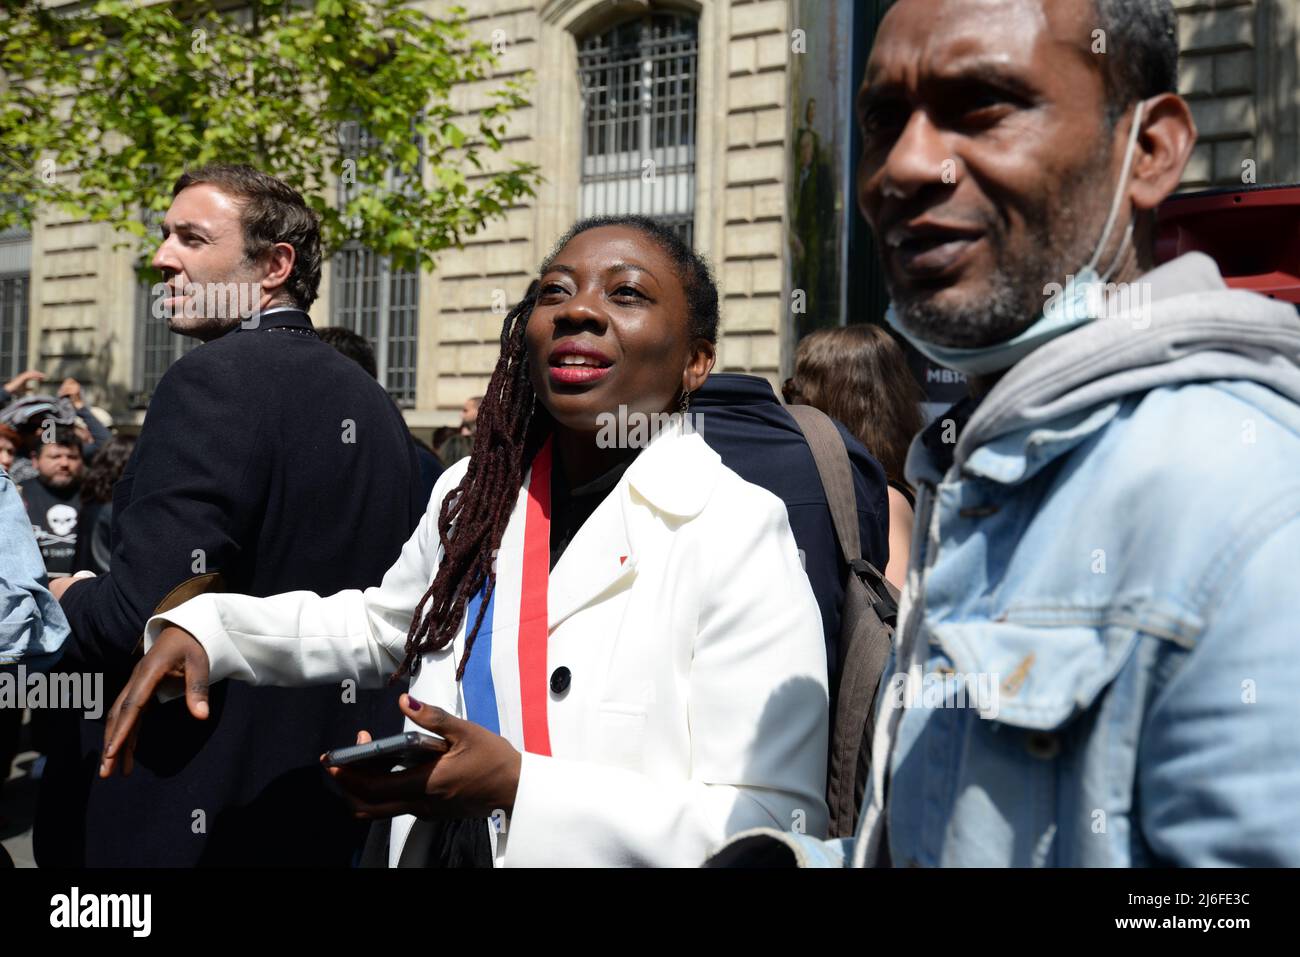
[623,416,722,518]
[218,307,315,337]
[541,418,722,630]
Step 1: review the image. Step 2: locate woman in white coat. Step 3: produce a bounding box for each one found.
[101,216,830,867]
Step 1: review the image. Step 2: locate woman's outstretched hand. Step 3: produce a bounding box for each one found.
[100,625,211,778]
[327,694,522,821]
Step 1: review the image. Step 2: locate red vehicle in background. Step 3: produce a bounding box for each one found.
[1157,182,1300,307]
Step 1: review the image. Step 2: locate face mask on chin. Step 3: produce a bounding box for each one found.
[885,100,1147,378]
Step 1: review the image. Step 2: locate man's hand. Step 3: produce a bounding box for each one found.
[58,377,85,410]
[48,576,83,601]
[3,369,45,395]
[100,625,211,777]
[326,694,522,821]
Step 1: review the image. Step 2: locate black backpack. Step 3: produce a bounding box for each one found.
[787,404,900,838]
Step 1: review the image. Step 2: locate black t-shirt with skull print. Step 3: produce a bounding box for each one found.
[22,477,80,575]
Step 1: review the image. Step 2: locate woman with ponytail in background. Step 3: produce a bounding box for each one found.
[99,216,829,867]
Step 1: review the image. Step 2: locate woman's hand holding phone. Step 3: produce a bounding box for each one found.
[326,693,522,821]
[100,625,211,778]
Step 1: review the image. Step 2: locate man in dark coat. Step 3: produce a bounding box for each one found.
[692,372,889,684]
[37,164,423,867]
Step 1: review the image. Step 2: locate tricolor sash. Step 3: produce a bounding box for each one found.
[461,437,553,756]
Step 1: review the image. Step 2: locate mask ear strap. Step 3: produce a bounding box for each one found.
[1099,220,1135,284]
[1085,99,1146,276]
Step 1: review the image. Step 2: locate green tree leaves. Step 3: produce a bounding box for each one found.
[0,0,538,274]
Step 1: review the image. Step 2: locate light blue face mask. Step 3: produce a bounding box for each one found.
[885,101,1146,378]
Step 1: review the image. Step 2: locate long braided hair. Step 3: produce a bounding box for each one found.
[394,215,720,682]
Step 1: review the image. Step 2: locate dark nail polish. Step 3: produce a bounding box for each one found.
[407,695,422,711]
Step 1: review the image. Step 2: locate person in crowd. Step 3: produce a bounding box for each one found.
[318,325,444,502]
[431,425,457,452]
[56,377,111,464]
[711,0,1300,868]
[73,435,136,576]
[0,424,19,474]
[23,426,85,577]
[435,395,482,466]
[1,467,70,865]
[101,215,830,868]
[36,164,424,867]
[783,325,925,590]
[1,369,46,407]
[693,372,889,679]
[1,395,79,486]
[1,372,111,465]
[460,395,481,436]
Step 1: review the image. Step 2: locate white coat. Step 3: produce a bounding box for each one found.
[146,420,830,866]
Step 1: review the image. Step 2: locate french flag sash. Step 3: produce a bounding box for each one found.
[460,437,553,756]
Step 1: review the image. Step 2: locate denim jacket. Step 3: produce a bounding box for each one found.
[709,253,1300,867]
[1,469,69,670]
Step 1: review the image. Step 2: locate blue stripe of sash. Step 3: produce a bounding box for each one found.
[461,582,500,734]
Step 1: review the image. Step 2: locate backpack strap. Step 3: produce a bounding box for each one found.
[787,402,899,836]
[785,404,861,566]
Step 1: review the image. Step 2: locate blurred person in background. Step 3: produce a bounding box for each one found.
[73,435,137,576]
[24,426,85,577]
[784,324,925,589]
[0,424,19,474]
[436,394,482,466]
[317,325,444,503]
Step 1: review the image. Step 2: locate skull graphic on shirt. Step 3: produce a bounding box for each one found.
[47,503,78,539]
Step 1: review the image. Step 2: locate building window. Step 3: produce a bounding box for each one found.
[0,225,32,382]
[578,13,698,246]
[332,121,421,407]
[134,209,197,404]
[135,277,199,402]
[0,273,29,381]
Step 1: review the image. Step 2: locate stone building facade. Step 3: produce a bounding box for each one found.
[2,0,1297,431]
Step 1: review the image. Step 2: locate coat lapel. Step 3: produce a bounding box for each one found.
[545,420,722,631]
[546,489,638,631]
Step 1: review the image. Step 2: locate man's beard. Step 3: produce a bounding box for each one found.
[888,153,1114,350]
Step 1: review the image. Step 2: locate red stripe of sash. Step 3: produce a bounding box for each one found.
[518,438,553,755]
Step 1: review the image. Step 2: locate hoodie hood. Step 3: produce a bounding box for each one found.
[908,252,1300,486]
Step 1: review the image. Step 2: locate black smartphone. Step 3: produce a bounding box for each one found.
[323,731,449,772]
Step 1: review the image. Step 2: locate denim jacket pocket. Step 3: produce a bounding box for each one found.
[929,609,1144,731]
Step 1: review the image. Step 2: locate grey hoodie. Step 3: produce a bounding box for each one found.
[949,251,1300,474]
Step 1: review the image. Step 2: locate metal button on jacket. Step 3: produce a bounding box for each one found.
[550,666,571,695]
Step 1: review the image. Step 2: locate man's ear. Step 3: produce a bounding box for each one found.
[1130,92,1198,214]
[683,339,717,394]
[259,242,297,298]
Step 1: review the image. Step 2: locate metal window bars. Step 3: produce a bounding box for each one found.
[333,120,422,407]
[0,273,28,381]
[578,13,698,248]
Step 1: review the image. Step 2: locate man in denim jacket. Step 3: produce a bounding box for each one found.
[1,470,68,670]
[711,0,1300,867]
